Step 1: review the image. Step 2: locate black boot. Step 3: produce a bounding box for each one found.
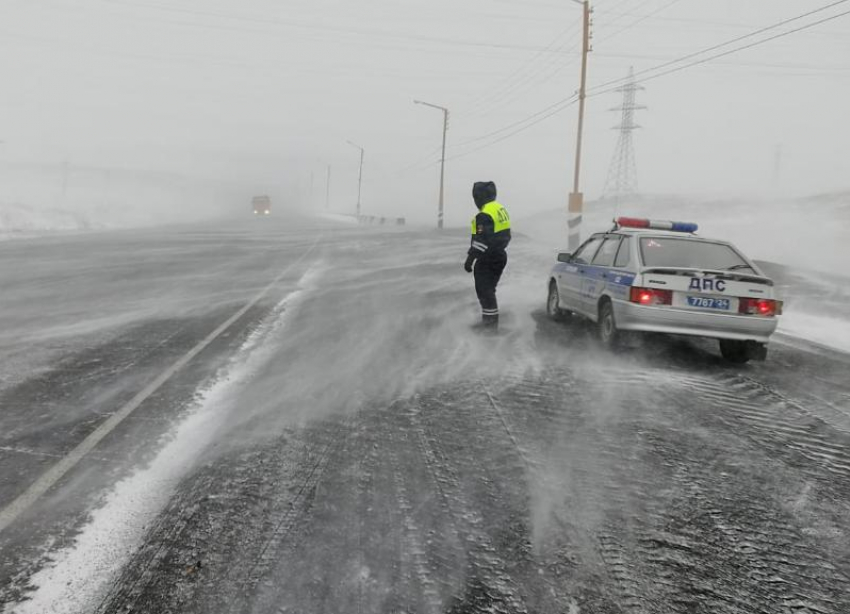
[472,313,499,334]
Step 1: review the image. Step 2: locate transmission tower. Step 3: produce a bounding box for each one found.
[603,67,645,202]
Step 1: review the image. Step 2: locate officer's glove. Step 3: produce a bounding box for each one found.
[464,255,475,273]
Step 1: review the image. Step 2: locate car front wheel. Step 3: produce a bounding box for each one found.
[547,281,567,321]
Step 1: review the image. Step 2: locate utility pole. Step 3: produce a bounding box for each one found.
[414,100,450,230]
[568,0,592,252]
[326,165,331,210]
[346,140,364,219]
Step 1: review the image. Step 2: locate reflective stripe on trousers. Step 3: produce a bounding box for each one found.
[474,253,507,317]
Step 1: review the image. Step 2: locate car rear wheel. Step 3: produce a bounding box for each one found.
[719,339,751,364]
[547,281,568,321]
[598,300,619,347]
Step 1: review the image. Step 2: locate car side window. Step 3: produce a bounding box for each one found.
[592,237,622,267]
[572,237,604,265]
[614,236,632,268]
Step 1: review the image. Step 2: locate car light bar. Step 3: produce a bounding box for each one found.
[616,217,698,233]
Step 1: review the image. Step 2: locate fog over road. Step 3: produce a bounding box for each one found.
[1,218,849,614]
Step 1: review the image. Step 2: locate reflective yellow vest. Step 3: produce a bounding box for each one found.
[471,201,511,235]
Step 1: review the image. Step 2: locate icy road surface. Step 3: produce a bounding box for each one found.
[1,218,849,614]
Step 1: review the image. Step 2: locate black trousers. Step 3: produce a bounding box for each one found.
[474,252,507,321]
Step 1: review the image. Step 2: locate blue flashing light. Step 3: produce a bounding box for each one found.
[670,221,699,233]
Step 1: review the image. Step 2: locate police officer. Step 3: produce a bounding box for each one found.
[464,181,511,330]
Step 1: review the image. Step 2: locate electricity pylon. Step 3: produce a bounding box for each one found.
[603,67,645,202]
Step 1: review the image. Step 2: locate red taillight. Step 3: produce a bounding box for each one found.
[630,287,672,306]
[739,298,778,317]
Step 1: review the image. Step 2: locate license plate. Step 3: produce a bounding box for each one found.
[686,296,732,310]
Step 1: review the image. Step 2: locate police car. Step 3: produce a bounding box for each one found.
[547,217,783,363]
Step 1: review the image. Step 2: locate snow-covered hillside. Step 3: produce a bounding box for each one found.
[518,192,849,276]
[0,166,244,238]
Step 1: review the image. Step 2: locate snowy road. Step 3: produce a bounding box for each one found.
[1,219,849,613]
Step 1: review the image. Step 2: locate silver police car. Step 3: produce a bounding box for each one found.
[547,217,782,363]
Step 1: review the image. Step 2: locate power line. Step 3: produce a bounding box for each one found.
[391,148,445,176]
[591,50,850,73]
[588,6,850,99]
[588,0,850,93]
[0,25,547,79]
[396,61,584,173]
[346,16,579,175]
[595,0,686,45]
[412,1,850,166]
[446,97,579,163]
[95,0,575,55]
[592,0,654,34]
[399,95,579,172]
[590,7,848,39]
[452,94,579,150]
[462,36,583,120]
[459,22,581,116]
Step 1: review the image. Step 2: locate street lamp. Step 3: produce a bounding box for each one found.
[346,140,364,219]
[414,100,449,230]
[325,164,331,210]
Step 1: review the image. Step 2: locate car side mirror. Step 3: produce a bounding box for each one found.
[557,252,572,263]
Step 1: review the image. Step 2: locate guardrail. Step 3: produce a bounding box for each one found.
[358,215,405,226]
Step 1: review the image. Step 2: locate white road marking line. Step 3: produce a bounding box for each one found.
[0,236,321,534]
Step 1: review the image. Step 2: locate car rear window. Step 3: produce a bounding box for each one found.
[639,237,752,271]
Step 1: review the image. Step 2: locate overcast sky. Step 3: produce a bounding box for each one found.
[1,0,849,225]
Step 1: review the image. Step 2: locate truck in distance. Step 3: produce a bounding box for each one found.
[252,195,271,216]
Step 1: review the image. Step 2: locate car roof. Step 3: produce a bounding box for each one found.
[595,228,731,244]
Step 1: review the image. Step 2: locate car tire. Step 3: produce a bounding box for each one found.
[547,281,568,321]
[719,339,751,364]
[598,300,619,348]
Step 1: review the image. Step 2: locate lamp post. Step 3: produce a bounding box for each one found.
[414,100,449,230]
[346,140,364,219]
[325,164,331,210]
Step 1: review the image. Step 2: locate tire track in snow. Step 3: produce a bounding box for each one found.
[387,427,444,614]
[484,364,850,613]
[484,373,650,613]
[220,417,352,614]
[406,394,531,614]
[647,370,850,611]
[669,371,850,486]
